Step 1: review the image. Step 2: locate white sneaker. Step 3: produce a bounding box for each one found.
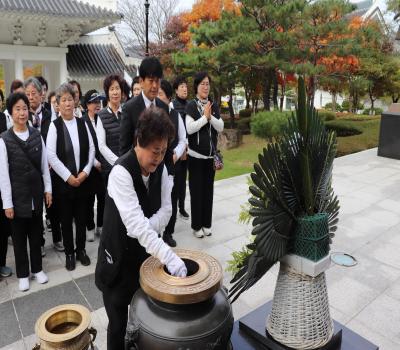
[87,229,95,242]
[34,271,48,284]
[192,229,204,238]
[18,278,29,292]
[95,227,102,237]
[202,227,212,236]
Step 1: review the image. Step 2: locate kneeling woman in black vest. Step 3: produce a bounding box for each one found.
[0,92,52,291]
[95,107,187,350]
[47,83,95,271]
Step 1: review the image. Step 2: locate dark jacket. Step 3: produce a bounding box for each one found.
[185,99,221,157]
[51,117,90,198]
[98,107,121,173]
[1,127,44,218]
[119,93,174,174]
[172,97,188,131]
[95,150,163,305]
[29,107,52,144]
[169,108,179,152]
[0,113,7,133]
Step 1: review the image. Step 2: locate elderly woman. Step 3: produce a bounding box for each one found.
[96,74,124,184]
[95,107,187,350]
[69,80,83,119]
[47,83,95,271]
[0,93,52,291]
[185,72,224,238]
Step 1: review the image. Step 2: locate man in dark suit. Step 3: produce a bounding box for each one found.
[119,58,174,174]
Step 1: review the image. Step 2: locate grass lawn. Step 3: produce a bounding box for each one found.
[335,115,381,157]
[216,115,381,181]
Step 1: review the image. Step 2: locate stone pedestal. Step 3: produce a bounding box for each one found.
[218,129,243,150]
[378,112,400,160]
[230,301,379,350]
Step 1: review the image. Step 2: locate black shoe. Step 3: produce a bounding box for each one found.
[163,233,177,247]
[76,250,91,266]
[66,254,76,271]
[179,209,190,220]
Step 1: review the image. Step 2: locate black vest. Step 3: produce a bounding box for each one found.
[1,127,43,218]
[185,99,220,156]
[98,107,120,172]
[52,117,89,198]
[173,97,188,132]
[169,108,179,152]
[95,150,163,304]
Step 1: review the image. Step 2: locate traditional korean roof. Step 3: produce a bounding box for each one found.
[67,43,136,78]
[0,0,121,20]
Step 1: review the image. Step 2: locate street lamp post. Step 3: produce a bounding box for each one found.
[145,0,150,56]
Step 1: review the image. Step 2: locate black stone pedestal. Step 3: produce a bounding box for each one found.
[230,301,379,350]
[378,112,400,160]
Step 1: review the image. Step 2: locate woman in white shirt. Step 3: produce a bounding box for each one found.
[185,72,224,238]
[47,83,95,271]
[0,93,52,291]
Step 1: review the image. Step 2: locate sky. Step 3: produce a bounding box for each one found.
[176,0,196,12]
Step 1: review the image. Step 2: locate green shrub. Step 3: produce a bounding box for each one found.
[325,120,363,137]
[362,107,383,115]
[250,111,292,139]
[341,100,350,111]
[237,117,251,134]
[239,108,252,118]
[324,102,341,111]
[317,110,336,121]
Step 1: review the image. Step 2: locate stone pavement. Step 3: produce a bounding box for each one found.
[1,147,400,349]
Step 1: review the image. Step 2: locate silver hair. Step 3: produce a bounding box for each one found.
[24,77,42,93]
[55,83,76,104]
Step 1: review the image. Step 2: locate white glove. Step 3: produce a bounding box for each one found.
[166,255,187,277]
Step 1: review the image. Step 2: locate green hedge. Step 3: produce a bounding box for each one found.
[362,107,383,115]
[325,120,363,137]
[317,110,336,121]
[324,102,341,111]
[239,108,252,118]
[250,111,292,139]
[237,117,252,134]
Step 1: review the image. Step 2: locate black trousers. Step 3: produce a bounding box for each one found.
[164,169,178,236]
[175,159,188,211]
[57,195,88,255]
[0,209,11,267]
[103,290,129,350]
[86,187,105,231]
[46,203,62,243]
[10,212,43,278]
[188,156,215,231]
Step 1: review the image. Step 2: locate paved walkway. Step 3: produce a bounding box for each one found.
[0,148,399,349]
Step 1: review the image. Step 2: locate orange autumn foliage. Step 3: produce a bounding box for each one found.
[179,0,241,46]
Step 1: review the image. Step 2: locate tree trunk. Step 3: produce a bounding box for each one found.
[392,94,399,103]
[332,92,337,113]
[369,89,375,115]
[273,72,279,110]
[262,75,271,111]
[228,88,235,128]
[244,87,251,109]
[280,79,286,111]
[308,75,316,108]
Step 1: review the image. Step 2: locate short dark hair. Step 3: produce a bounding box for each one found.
[160,79,173,101]
[0,89,4,102]
[47,91,56,105]
[35,76,48,90]
[6,92,30,115]
[136,107,175,148]
[122,79,130,99]
[131,76,140,90]
[10,80,23,94]
[139,57,163,80]
[69,80,82,99]
[193,71,211,94]
[173,76,187,91]
[103,74,124,101]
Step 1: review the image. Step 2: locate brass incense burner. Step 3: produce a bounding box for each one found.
[127,249,234,349]
[33,304,96,350]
